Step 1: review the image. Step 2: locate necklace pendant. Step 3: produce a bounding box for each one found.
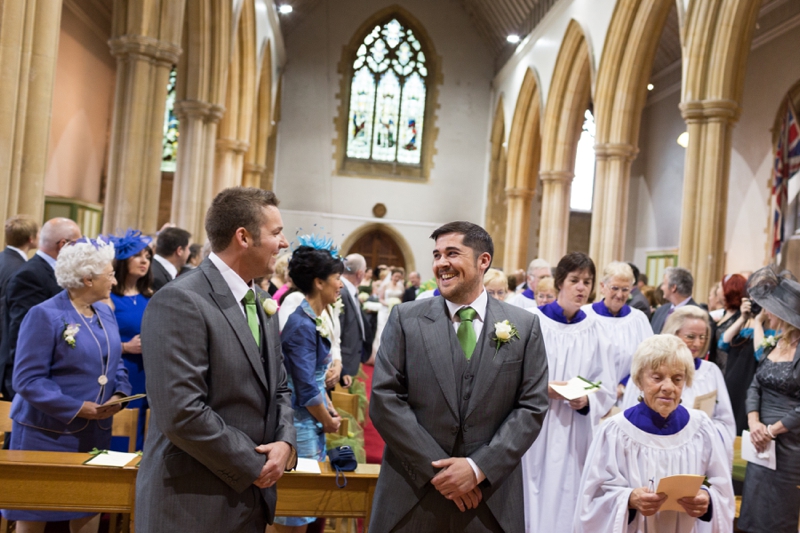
[97,375,108,386]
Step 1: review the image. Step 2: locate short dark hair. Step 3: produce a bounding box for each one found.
[554,252,596,292]
[430,221,494,270]
[628,263,640,283]
[288,246,344,295]
[205,187,279,253]
[187,243,202,263]
[638,272,648,285]
[155,227,191,257]
[664,266,693,296]
[5,215,38,247]
[112,247,154,298]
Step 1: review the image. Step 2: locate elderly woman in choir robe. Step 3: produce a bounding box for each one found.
[582,262,653,400]
[575,335,735,533]
[522,252,617,533]
[622,306,736,463]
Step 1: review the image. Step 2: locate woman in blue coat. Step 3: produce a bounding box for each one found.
[3,237,131,533]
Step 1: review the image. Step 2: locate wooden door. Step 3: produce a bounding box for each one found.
[348,230,406,271]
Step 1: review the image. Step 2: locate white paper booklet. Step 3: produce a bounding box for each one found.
[294,457,322,474]
[84,451,140,467]
[550,376,602,401]
[741,430,777,470]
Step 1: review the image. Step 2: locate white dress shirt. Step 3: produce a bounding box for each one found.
[154,254,178,280]
[7,246,27,261]
[36,249,56,270]
[208,252,253,317]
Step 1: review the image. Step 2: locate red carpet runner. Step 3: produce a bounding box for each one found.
[360,364,385,464]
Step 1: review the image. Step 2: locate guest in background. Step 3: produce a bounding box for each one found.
[642,285,660,316]
[2,238,131,533]
[509,258,551,310]
[513,268,527,293]
[151,226,191,291]
[402,271,421,302]
[108,230,154,451]
[339,254,372,382]
[269,253,291,298]
[1,218,80,400]
[575,335,735,532]
[358,267,373,296]
[708,281,725,322]
[627,263,652,319]
[483,267,509,301]
[738,266,800,533]
[535,277,556,307]
[712,274,746,373]
[275,246,343,532]
[637,272,648,290]
[651,267,696,334]
[179,243,203,276]
[373,268,404,356]
[0,215,38,398]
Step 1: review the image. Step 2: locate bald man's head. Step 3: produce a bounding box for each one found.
[343,253,367,284]
[39,218,81,258]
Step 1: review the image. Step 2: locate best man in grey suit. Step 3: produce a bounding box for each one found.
[136,188,296,533]
[369,221,549,532]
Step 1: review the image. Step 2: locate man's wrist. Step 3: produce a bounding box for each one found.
[283,442,297,471]
[465,458,485,484]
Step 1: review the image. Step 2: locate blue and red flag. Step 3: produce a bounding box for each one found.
[772,100,800,257]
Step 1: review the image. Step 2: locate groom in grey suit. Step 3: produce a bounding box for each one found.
[370,221,549,532]
[137,188,297,533]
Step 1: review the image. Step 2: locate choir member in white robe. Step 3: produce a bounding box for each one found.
[509,258,551,310]
[575,335,735,533]
[581,262,653,395]
[622,306,735,463]
[522,253,617,533]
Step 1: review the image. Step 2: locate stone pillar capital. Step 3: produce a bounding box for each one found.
[207,104,226,123]
[173,99,212,120]
[244,163,267,174]
[217,137,250,154]
[505,187,536,200]
[539,170,574,183]
[679,99,740,124]
[594,142,639,161]
[109,34,181,66]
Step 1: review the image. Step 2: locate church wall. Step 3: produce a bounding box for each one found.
[273,0,494,279]
[44,7,115,205]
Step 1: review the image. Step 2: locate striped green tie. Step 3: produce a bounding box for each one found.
[243,290,260,348]
[457,307,477,360]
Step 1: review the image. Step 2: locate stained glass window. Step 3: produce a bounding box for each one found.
[161,67,178,172]
[345,18,428,166]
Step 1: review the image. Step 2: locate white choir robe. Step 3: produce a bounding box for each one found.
[582,304,653,382]
[621,359,735,464]
[521,309,618,533]
[574,409,735,533]
[509,291,538,309]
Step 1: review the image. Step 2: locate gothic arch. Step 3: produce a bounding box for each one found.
[538,20,593,264]
[340,222,416,274]
[590,0,675,270]
[484,96,507,268]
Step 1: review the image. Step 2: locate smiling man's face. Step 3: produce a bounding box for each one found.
[432,233,489,305]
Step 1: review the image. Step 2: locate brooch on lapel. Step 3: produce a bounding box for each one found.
[492,320,519,358]
[62,322,81,348]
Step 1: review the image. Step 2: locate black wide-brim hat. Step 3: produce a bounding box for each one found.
[747,265,800,330]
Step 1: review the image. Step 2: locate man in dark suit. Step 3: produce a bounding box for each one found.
[402,271,421,302]
[650,266,697,334]
[151,226,191,291]
[627,262,651,319]
[137,188,296,533]
[369,221,549,532]
[339,253,373,382]
[0,217,80,399]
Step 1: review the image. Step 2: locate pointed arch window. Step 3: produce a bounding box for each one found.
[338,12,438,180]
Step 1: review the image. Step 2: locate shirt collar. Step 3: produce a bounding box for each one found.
[35,250,56,270]
[7,246,27,261]
[445,289,488,324]
[342,277,358,298]
[208,252,253,304]
[671,296,692,310]
[154,254,178,279]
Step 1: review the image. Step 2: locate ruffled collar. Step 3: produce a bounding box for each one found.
[624,401,689,435]
[592,300,631,318]
[539,300,586,324]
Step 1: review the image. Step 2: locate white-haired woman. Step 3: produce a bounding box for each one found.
[583,261,653,399]
[3,237,131,533]
[575,335,735,533]
[622,306,736,463]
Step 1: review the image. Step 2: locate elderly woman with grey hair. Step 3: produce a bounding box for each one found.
[575,335,735,533]
[2,237,131,533]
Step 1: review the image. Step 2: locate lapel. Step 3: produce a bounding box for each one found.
[464,297,507,419]
[420,298,459,418]
[201,260,269,391]
[255,288,276,394]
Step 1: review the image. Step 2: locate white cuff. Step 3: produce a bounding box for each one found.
[466,458,486,484]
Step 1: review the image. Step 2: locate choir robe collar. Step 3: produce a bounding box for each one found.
[624,401,690,436]
[539,300,586,324]
[592,300,631,318]
[522,288,535,300]
[694,357,702,370]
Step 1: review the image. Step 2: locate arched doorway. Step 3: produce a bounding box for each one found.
[348,229,407,271]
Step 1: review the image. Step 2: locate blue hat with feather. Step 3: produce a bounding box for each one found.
[108,229,152,260]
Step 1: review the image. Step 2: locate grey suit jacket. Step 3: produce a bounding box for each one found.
[369,296,549,532]
[650,297,698,334]
[629,288,651,319]
[135,259,296,533]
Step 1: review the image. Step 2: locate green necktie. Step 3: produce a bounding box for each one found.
[457,307,478,360]
[243,290,261,348]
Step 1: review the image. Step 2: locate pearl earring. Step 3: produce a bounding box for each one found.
[637,395,643,402]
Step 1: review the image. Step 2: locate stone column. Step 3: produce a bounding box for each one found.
[0,0,63,232]
[589,143,639,269]
[214,138,250,193]
[242,163,266,189]
[502,187,535,272]
[537,170,574,264]
[678,99,739,300]
[103,1,185,235]
[171,99,211,238]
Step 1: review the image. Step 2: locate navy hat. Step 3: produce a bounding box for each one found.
[108,229,152,260]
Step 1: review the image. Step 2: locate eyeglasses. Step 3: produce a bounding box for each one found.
[680,333,708,343]
[486,289,507,298]
[607,286,631,295]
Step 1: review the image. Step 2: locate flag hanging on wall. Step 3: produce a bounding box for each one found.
[772,99,800,258]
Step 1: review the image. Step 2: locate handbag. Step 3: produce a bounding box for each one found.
[327,445,358,488]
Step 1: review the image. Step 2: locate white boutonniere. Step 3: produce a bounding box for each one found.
[760,334,779,350]
[62,322,80,348]
[492,320,519,358]
[315,316,332,339]
[261,297,278,316]
[333,297,344,315]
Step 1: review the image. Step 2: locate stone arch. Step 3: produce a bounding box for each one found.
[537,20,593,264]
[340,222,416,274]
[678,0,761,299]
[243,40,272,189]
[590,0,675,270]
[503,68,542,271]
[484,96,507,268]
